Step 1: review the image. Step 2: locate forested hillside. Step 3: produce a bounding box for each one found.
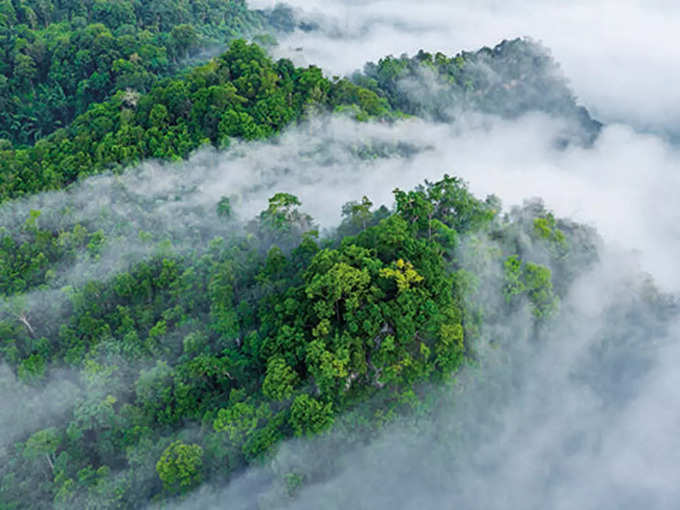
[0,169,593,507]
[1,2,674,509]
[0,39,390,202]
[0,0,275,146]
[0,36,593,204]
[352,38,601,143]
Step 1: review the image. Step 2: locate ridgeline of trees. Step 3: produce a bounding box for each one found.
[352,38,602,141]
[0,37,601,205]
[0,39,391,203]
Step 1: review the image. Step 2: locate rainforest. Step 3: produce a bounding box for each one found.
[1,1,679,509]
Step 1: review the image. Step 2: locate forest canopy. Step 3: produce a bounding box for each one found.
[0,38,391,202]
[1,4,667,509]
[0,170,591,508]
[0,0,286,146]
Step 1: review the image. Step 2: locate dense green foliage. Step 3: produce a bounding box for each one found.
[0,39,390,202]
[0,172,584,508]
[0,0,277,145]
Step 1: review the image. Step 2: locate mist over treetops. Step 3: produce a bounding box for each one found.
[1,1,678,509]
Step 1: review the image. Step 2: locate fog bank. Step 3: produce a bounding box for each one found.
[3,112,678,292]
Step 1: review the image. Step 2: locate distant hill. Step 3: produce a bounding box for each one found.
[353,38,601,144]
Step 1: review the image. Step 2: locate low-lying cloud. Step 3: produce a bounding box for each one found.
[3,111,679,292]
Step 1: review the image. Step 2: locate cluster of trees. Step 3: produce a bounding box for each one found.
[0,0,281,146]
[0,39,391,202]
[0,208,105,295]
[352,38,601,142]
[0,173,583,508]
